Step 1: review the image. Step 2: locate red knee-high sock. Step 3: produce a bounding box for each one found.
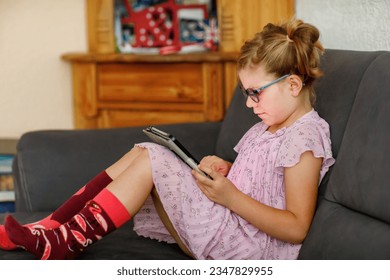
[0,171,112,251]
[50,171,113,223]
[5,189,131,259]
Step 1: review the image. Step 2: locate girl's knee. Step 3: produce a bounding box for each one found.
[107,146,148,179]
[128,146,150,167]
[132,146,149,158]
[124,146,146,161]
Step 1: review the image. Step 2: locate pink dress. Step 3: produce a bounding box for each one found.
[134,109,335,259]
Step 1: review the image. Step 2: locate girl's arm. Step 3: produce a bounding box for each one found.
[193,151,322,244]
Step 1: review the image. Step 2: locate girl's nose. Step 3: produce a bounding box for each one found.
[246,96,256,108]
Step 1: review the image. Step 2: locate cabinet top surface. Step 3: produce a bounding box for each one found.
[62,51,239,63]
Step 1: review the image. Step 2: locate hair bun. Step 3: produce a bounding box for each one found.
[286,19,321,45]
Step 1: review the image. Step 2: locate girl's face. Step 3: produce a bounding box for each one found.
[238,65,302,132]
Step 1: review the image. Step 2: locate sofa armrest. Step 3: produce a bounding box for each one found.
[13,122,221,212]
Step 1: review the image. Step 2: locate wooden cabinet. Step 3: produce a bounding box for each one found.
[62,0,294,129]
[63,52,237,128]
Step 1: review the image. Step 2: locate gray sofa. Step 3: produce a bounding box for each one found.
[1,49,389,260]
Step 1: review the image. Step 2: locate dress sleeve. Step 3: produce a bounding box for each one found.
[275,122,335,182]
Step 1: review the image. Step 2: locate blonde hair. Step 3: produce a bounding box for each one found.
[237,19,324,105]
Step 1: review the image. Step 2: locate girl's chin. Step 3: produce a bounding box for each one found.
[261,118,276,128]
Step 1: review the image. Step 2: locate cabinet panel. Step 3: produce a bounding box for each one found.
[217,0,295,52]
[99,110,205,128]
[72,63,98,129]
[86,0,115,53]
[98,63,204,103]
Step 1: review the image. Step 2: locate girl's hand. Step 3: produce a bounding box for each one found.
[199,155,232,176]
[192,165,239,208]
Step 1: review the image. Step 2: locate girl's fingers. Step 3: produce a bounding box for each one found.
[197,166,216,181]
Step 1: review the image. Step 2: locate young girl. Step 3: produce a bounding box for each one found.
[0,18,334,260]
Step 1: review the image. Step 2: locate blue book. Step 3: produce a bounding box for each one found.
[0,201,15,213]
[0,154,13,174]
[0,155,15,206]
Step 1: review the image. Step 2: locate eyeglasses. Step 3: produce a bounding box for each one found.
[239,74,291,103]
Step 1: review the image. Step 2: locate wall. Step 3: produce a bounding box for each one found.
[0,0,389,138]
[296,0,390,51]
[0,0,86,139]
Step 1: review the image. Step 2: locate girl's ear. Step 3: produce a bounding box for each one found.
[288,75,303,97]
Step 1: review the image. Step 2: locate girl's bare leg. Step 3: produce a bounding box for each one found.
[106,146,193,257]
[105,147,154,216]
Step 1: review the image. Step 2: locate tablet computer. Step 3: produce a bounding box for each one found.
[142,126,211,178]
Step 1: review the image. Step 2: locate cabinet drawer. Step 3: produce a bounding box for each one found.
[98,63,204,103]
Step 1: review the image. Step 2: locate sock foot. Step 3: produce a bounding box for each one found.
[0,225,17,251]
[5,215,46,258]
[5,215,78,260]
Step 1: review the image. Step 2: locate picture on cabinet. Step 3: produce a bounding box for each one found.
[115,0,217,54]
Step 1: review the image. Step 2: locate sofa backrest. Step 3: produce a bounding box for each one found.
[299,50,390,259]
[308,49,384,197]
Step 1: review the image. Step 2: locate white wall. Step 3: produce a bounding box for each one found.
[0,0,86,138]
[0,0,389,139]
[296,0,390,51]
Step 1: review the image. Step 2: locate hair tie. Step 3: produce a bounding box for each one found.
[286,35,294,43]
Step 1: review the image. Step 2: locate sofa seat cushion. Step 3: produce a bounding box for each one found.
[299,200,390,259]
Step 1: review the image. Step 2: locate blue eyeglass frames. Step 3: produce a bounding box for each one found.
[239,74,291,103]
